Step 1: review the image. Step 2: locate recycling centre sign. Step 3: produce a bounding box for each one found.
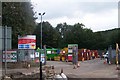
[18,35,36,49]
[3,51,17,62]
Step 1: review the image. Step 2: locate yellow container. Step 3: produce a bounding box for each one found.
[57,56,60,61]
[54,56,57,61]
[62,57,65,61]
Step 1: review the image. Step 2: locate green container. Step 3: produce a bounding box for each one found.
[46,48,59,60]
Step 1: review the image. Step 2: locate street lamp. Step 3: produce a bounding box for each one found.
[38,12,45,80]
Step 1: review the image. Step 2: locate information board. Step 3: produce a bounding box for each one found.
[3,51,17,62]
[18,35,36,49]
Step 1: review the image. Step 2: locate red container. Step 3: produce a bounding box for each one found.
[78,49,83,61]
[83,49,87,60]
[87,49,91,60]
[68,54,72,61]
[78,49,88,61]
[94,50,98,58]
[84,52,87,60]
[89,51,92,60]
[78,49,99,61]
[91,50,98,58]
[78,53,82,61]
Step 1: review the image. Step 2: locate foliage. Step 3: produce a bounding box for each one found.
[2,2,36,48]
[34,20,120,50]
[33,21,60,48]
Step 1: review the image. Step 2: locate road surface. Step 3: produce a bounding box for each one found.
[46,58,120,79]
[0,58,120,80]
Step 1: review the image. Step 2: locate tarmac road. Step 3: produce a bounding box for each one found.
[46,58,120,79]
[0,58,120,80]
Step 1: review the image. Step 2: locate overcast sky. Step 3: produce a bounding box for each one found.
[31,0,119,32]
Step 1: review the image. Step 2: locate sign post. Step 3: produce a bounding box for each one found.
[36,47,46,64]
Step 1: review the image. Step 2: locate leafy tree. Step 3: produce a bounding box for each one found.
[34,21,60,48]
[2,2,36,48]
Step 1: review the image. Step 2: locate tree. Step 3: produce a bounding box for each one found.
[2,2,36,48]
[33,21,60,48]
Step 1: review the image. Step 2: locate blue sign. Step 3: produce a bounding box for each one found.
[18,44,30,49]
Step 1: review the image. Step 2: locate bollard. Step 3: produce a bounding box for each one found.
[116,65,120,70]
[82,58,84,62]
[77,62,80,67]
[103,59,107,64]
[27,64,31,69]
[60,68,68,80]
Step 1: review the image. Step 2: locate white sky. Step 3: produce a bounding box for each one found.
[31,0,119,32]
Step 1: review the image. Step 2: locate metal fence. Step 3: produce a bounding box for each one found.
[0,26,11,50]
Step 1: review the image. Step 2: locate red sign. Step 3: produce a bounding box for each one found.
[18,39,36,44]
[18,35,36,49]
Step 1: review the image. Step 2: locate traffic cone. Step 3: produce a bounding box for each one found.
[60,68,68,80]
[82,58,84,62]
[77,62,80,67]
[103,59,107,64]
[61,68,63,73]
[27,64,31,69]
[109,61,111,65]
[116,61,120,70]
[116,65,120,70]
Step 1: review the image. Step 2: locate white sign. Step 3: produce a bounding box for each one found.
[41,54,45,64]
[30,54,35,58]
[47,51,51,54]
[18,35,36,49]
[68,50,73,53]
[35,52,39,57]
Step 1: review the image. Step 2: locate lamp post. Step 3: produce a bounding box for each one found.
[38,12,45,80]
